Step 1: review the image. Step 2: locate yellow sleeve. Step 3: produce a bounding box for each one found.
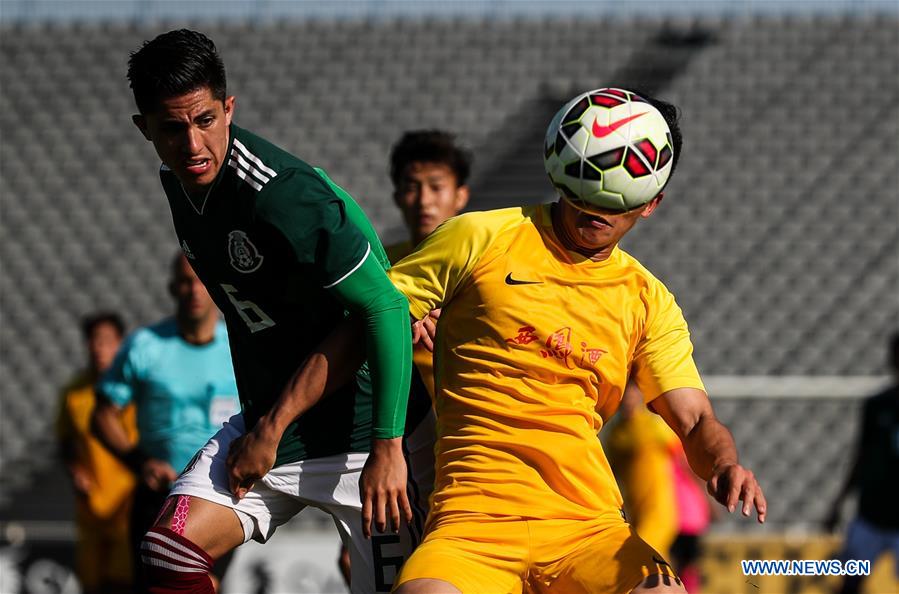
[632,281,705,402]
[387,212,500,320]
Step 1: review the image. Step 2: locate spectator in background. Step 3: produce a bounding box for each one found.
[607,380,714,592]
[668,426,714,593]
[92,254,241,592]
[339,129,473,586]
[826,332,899,594]
[606,380,680,560]
[57,312,135,594]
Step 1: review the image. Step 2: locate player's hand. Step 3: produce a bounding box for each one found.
[141,459,178,492]
[69,465,94,497]
[411,309,441,352]
[707,462,767,523]
[359,437,412,538]
[226,426,279,500]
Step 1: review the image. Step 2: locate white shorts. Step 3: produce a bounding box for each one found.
[169,412,435,593]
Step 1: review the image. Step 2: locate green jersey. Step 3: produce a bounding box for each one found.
[160,124,410,465]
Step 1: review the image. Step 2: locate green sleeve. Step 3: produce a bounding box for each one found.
[314,168,391,270]
[328,249,412,439]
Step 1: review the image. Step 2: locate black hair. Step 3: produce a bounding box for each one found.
[127,29,227,114]
[389,130,473,188]
[634,90,683,174]
[81,312,125,340]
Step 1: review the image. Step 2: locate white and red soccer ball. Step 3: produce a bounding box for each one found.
[544,88,675,212]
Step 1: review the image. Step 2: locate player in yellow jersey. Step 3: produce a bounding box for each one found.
[606,380,680,561]
[340,130,473,584]
[386,129,472,397]
[386,89,767,594]
[57,312,137,594]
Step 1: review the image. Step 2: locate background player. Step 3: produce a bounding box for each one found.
[57,312,135,594]
[606,380,680,560]
[386,129,471,264]
[826,331,899,594]
[607,380,714,592]
[126,29,414,593]
[92,254,240,591]
[387,89,767,594]
[338,129,473,585]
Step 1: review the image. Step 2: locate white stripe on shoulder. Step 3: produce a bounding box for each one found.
[228,159,264,191]
[229,151,271,184]
[232,139,278,177]
[160,164,171,171]
[323,243,372,289]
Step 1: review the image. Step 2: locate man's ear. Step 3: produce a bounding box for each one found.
[132,114,151,141]
[223,96,236,126]
[640,193,664,218]
[454,185,470,212]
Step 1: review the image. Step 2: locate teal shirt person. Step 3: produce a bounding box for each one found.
[98,318,240,473]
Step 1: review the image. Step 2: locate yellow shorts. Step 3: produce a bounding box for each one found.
[394,512,678,594]
[75,507,133,590]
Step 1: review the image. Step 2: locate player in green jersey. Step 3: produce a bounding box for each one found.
[127,29,417,594]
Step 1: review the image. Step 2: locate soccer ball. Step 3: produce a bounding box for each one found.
[544,88,674,212]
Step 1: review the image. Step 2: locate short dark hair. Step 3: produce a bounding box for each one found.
[81,312,125,340]
[634,91,683,174]
[390,130,473,188]
[127,29,227,114]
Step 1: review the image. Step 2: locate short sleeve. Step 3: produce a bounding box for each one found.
[631,282,705,403]
[96,334,140,408]
[388,212,497,320]
[255,169,369,288]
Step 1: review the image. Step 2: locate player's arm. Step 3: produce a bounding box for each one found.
[330,252,414,537]
[634,282,766,522]
[91,339,178,490]
[91,396,140,465]
[229,252,413,536]
[229,170,413,536]
[650,389,765,523]
[92,394,177,491]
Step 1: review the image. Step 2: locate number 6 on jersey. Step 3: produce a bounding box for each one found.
[221,283,276,333]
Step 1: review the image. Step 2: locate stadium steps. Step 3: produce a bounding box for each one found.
[0,16,896,529]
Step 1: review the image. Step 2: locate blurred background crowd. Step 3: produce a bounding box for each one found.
[0,1,897,592]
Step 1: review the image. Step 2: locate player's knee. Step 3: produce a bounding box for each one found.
[140,527,215,594]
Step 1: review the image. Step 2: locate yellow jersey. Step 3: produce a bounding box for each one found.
[388,204,704,521]
[606,407,680,557]
[57,371,138,519]
[386,239,436,400]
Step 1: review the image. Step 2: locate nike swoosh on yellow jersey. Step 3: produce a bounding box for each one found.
[504,272,542,285]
